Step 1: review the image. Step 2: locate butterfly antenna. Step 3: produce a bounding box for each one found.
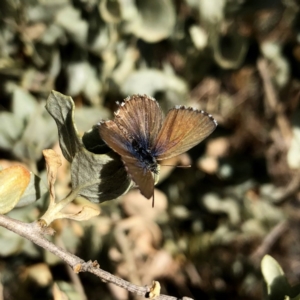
[152,192,155,208]
[160,164,191,168]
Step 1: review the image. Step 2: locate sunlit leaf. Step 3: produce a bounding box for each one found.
[124,0,176,42]
[55,5,88,47]
[261,255,290,299]
[0,166,31,214]
[121,69,187,101]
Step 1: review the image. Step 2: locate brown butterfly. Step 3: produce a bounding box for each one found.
[99,95,217,204]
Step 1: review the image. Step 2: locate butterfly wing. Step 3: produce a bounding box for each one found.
[99,120,132,157]
[153,107,217,160]
[122,156,154,199]
[99,120,154,199]
[114,95,163,148]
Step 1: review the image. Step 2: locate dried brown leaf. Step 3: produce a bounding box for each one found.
[56,205,100,222]
[43,149,62,204]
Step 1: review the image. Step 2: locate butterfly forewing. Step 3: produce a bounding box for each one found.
[122,155,154,199]
[114,95,163,148]
[99,120,133,158]
[153,107,217,160]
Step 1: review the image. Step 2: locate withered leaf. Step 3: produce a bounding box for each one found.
[43,149,62,204]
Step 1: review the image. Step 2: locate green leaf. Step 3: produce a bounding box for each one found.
[121,69,187,100]
[0,112,24,150]
[13,103,57,162]
[0,86,57,162]
[46,90,132,203]
[74,106,110,133]
[11,86,37,118]
[124,0,176,42]
[71,148,132,203]
[45,90,82,162]
[55,281,83,300]
[55,5,88,47]
[0,226,24,256]
[15,172,48,208]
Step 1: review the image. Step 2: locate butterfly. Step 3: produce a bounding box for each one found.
[98,95,217,205]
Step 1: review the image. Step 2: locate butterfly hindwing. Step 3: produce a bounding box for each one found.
[122,155,154,199]
[153,107,217,160]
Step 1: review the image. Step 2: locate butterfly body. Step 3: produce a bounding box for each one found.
[131,139,159,174]
[99,94,217,200]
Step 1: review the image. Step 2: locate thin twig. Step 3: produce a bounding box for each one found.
[115,227,141,285]
[257,58,292,146]
[0,214,192,300]
[251,220,288,265]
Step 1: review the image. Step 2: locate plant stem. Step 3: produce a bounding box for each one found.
[40,187,80,225]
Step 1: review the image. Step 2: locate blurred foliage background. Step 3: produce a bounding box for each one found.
[1,0,300,299]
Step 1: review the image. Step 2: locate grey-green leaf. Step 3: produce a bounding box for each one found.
[46,90,132,203]
[15,172,48,208]
[0,112,24,150]
[45,90,82,162]
[124,0,176,42]
[71,148,132,203]
[13,103,57,162]
[12,86,37,118]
